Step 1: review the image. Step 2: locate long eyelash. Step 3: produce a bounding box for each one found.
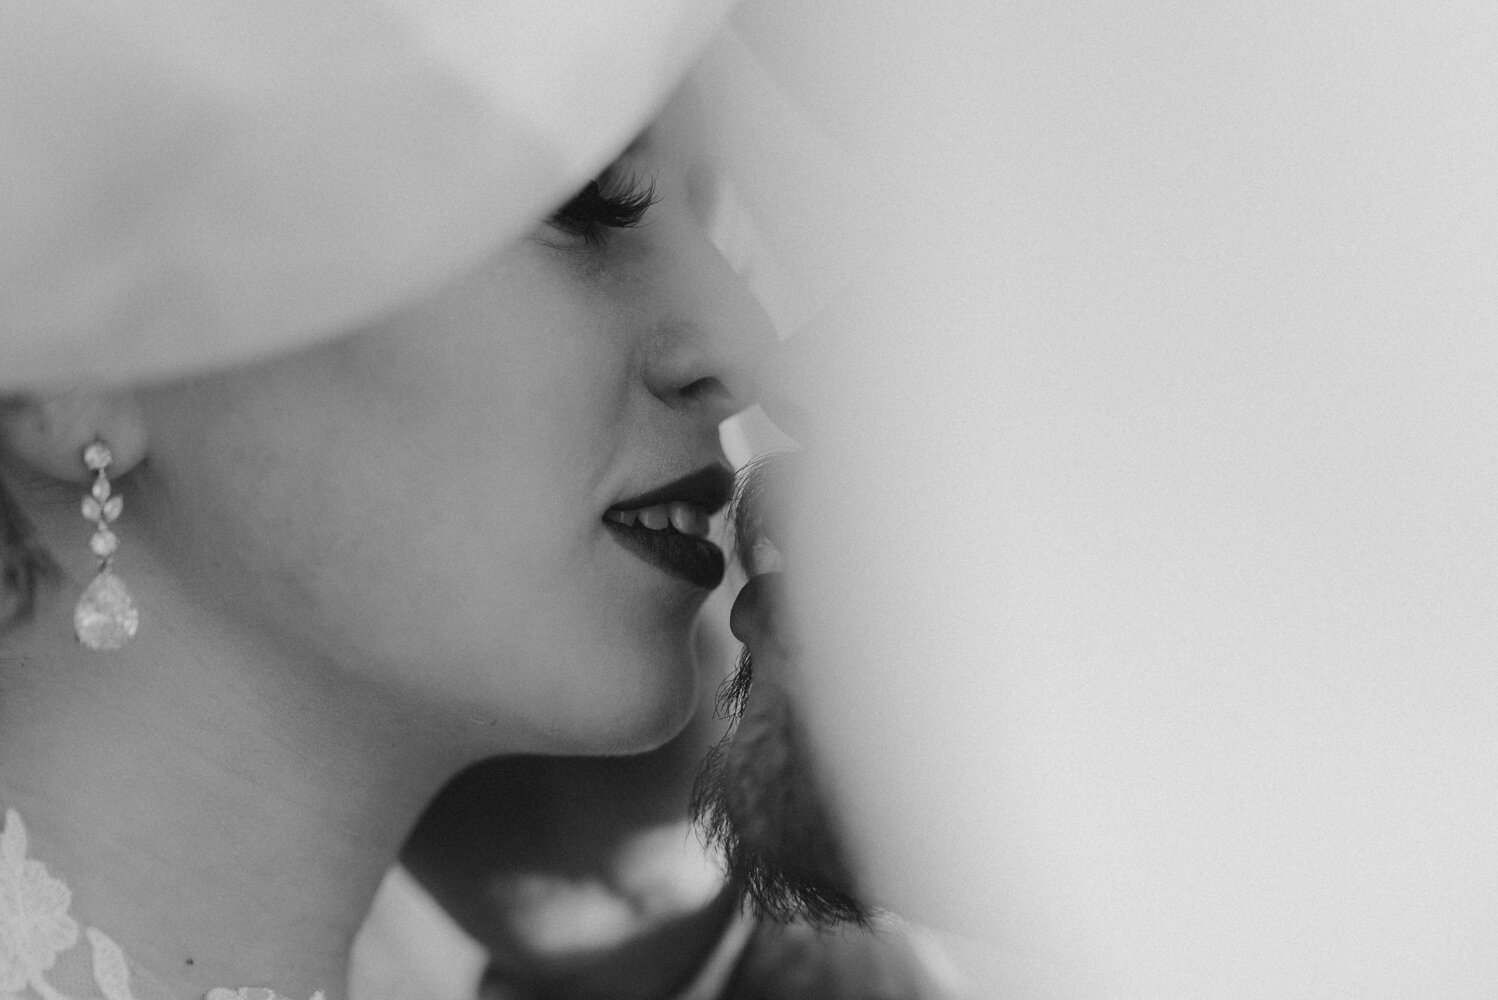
[548,169,658,245]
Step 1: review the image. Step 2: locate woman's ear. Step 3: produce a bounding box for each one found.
[0,390,147,482]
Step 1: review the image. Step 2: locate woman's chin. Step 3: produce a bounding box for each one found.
[522,641,702,757]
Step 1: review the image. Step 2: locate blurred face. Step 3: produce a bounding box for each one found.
[693,454,868,925]
[129,95,772,754]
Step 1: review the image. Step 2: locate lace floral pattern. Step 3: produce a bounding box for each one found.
[0,810,321,1000]
[1,808,83,998]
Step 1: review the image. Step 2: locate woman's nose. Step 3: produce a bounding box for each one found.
[640,219,776,424]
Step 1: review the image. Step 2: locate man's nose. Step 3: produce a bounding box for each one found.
[729,571,788,651]
[641,222,776,426]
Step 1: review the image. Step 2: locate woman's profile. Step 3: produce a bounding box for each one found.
[0,39,772,1000]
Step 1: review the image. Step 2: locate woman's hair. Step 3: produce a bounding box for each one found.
[0,466,58,630]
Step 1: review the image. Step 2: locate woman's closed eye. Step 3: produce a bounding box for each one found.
[547,168,658,246]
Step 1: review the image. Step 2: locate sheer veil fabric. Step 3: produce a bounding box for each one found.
[0,0,732,389]
[697,1,1498,997]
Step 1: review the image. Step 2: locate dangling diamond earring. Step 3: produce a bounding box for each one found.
[73,440,139,650]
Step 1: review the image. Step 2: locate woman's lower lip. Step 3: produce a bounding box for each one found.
[603,520,725,589]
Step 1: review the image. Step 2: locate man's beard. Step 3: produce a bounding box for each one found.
[690,453,869,926]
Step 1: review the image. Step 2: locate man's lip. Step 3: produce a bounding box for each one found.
[609,464,735,515]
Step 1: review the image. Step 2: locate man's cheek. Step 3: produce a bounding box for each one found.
[722,682,798,830]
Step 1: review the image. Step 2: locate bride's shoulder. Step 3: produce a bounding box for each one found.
[1,809,321,1000]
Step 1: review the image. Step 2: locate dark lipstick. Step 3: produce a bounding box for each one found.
[604,465,734,589]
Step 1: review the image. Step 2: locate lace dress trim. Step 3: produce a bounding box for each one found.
[0,809,322,1000]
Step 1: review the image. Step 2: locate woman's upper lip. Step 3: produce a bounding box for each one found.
[609,464,735,515]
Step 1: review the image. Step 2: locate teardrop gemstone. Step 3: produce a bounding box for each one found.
[74,571,139,650]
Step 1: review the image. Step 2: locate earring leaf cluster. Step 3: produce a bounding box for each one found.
[73,440,138,651]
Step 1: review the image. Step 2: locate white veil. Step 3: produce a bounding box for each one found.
[0,0,731,387]
[700,2,1498,996]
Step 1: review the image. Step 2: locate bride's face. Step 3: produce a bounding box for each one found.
[132,108,771,754]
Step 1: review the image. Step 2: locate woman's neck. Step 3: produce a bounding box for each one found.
[0,577,485,1000]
